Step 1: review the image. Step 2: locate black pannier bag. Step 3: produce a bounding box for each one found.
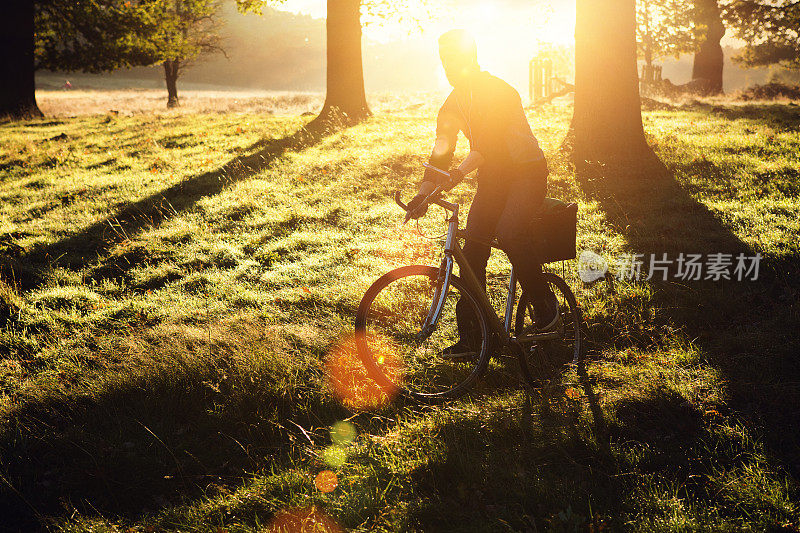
[530,198,578,264]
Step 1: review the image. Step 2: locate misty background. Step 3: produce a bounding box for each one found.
[37,4,777,98]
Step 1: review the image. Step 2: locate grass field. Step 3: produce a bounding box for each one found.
[0,94,799,531]
[33,89,436,118]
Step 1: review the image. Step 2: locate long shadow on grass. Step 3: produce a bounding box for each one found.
[404,381,715,530]
[406,362,798,529]
[575,133,800,483]
[13,124,329,290]
[683,101,800,133]
[0,343,352,531]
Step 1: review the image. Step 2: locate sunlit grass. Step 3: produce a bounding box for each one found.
[0,99,798,531]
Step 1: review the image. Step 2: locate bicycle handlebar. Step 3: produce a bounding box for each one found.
[393,190,409,211]
[396,187,459,224]
[395,165,461,224]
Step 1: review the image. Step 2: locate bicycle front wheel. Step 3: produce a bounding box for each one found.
[355,265,491,402]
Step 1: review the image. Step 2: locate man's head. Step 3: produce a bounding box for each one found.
[439,30,479,88]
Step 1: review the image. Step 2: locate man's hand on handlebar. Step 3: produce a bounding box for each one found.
[403,164,466,222]
[407,180,436,220]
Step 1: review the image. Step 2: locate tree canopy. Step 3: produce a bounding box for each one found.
[35,0,161,73]
[636,0,695,66]
[150,0,225,65]
[724,0,800,70]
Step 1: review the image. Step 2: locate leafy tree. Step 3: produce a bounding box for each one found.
[1,0,159,119]
[1,1,41,118]
[315,0,370,126]
[1,0,274,119]
[148,0,227,108]
[305,0,434,129]
[36,0,160,72]
[692,0,726,93]
[724,0,800,70]
[635,0,726,93]
[636,0,694,70]
[232,0,371,127]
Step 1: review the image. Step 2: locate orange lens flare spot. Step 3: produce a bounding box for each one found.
[314,470,339,493]
[266,506,343,533]
[325,333,404,410]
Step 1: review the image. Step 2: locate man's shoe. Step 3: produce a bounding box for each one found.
[439,340,478,360]
[534,293,560,332]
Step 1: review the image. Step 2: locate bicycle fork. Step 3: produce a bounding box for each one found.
[414,203,522,347]
[416,254,454,342]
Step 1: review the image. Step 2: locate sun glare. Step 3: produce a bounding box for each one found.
[425,1,575,90]
[268,1,576,94]
[278,1,575,50]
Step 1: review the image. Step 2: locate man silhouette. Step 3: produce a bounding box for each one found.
[408,29,558,357]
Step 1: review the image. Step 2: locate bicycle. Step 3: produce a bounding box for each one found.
[354,169,583,402]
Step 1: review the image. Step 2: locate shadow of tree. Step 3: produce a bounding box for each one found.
[405,383,708,531]
[0,344,348,531]
[575,150,800,481]
[0,122,341,530]
[681,102,800,133]
[13,124,330,290]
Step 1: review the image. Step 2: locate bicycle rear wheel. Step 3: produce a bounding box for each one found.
[515,272,583,386]
[355,265,491,402]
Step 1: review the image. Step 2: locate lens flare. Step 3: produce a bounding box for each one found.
[330,421,356,445]
[325,333,404,410]
[565,387,581,401]
[266,506,343,533]
[314,470,339,493]
[322,445,347,468]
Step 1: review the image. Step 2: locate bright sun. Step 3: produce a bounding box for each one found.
[420,1,576,89]
[279,0,576,91]
[280,0,575,49]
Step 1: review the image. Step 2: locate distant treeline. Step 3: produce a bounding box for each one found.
[34,5,788,95]
[38,5,441,94]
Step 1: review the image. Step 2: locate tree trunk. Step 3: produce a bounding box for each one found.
[643,0,653,71]
[571,0,649,164]
[164,60,180,108]
[0,0,43,119]
[692,0,725,94]
[315,0,370,127]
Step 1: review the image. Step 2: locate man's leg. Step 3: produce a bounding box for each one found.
[454,239,492,346]
[452,181,505,349]
[494,172,557,328]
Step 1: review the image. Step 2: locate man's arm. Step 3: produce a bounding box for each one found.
[408,95,468,218]
[423,94,460,184]
[415,148,484,202]
[425,94,486,190]
[457,150,485,177]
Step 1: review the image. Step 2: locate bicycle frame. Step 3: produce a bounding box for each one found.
[418,195,562,349]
